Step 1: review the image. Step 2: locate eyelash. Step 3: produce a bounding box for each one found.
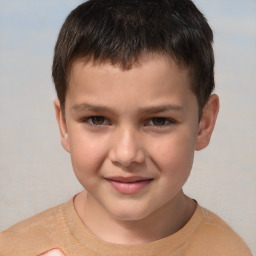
[146,117,175,127]
[83,116,110,126]
[82,116,175,128]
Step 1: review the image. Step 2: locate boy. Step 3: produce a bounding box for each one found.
[0,0,252,255]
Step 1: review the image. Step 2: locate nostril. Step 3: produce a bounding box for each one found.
[110,150,146,168]
[109,129,146,167]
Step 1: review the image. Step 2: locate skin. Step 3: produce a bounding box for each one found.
[55,54,219,245]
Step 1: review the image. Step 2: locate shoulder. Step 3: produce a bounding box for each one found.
[0,203,68,256]
[187,205,252,255]
[2,203,65,233]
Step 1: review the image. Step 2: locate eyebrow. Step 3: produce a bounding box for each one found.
[138,105,184,114]
[71,103,117,115]
[71,103,184,115]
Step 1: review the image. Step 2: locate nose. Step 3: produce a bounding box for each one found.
[109,126,145,168]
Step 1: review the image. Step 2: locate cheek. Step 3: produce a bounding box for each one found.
[151,135,196,195]
[149,130,197,175]
[68,130,109,177]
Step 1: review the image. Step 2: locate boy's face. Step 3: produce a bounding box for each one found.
[55,55,217,221]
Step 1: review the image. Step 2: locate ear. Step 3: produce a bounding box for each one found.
[54,99,70,152]
[195,94,219,151]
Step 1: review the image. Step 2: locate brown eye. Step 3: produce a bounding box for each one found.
[91,116,106,125]
[151,117,167,126]
[83,116,110,127]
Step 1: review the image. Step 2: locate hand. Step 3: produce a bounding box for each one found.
[39,248,66,256]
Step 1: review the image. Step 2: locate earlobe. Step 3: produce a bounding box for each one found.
[54,99,70,152]
[195,94,219,151]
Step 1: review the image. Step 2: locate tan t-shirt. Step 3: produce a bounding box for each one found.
[0,198,252,256]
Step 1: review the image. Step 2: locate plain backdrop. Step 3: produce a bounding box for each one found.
[0,0,255,254]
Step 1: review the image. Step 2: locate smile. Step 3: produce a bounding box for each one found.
[105,176,153,194]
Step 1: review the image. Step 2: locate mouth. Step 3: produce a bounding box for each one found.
[105,176,153,194]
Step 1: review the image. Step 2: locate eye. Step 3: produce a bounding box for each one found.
[147,117,174,127]
[85,116,110,126]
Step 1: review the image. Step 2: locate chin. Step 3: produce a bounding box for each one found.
[108,205,152,222]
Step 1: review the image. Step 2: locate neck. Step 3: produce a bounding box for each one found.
[74,190,196,245]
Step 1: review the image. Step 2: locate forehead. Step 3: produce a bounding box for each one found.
[68,54,191,89]
[69,52,189,79]
[65,54,198,118]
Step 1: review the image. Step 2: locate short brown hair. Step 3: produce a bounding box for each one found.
[52,0,214,117]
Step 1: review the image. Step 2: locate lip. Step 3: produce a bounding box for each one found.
[105,176,153,194]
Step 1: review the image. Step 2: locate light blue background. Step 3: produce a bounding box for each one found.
[0,0,255,253]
